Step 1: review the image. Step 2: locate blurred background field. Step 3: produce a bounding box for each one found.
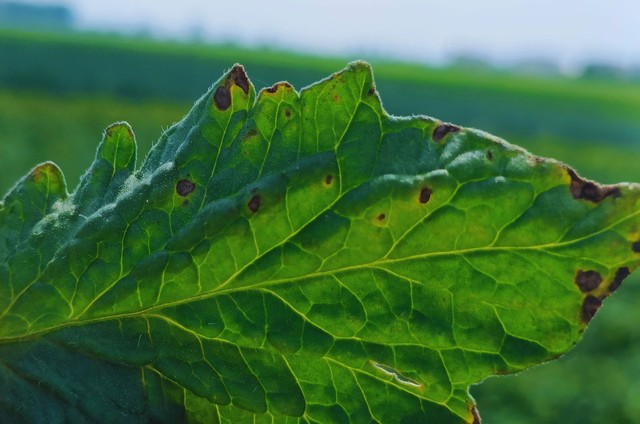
[1,1,639,422]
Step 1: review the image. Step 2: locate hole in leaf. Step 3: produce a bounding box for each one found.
[370,361,422,389]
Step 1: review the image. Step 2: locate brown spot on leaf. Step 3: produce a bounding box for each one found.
[575,270,602,292]
[419,187,432,204]
[285,109,291,118]
[230,65,249,94]
[213,85,231,110]
[581,295,602,323]
[325,175,333,185]
[265,82,292,94]
[432,123,460,142]
[632,241,640,253]
[486,150,493,161]
[213,65,249,111]
[368,87,376,95]
[176,179,195,197]
[377,213,386,221]
[471,404,481,424]
[246,128,257,138]
[609,267,630,292]
[248,194,261,213]
[567,168,620,203]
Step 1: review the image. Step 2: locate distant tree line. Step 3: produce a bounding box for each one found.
[0,1,73,31]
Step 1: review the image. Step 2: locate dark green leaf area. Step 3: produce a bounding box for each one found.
[1,62,639,423]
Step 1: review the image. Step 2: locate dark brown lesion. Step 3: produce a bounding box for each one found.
[230,65,249,94]
[470,404,481,424]
[213,65,250,111]
[609,267,630,293]
[581,295,602,323]
[574,270,603,292]
[176,179,195,197]
[419,187,432,204]
[432,123,460,142]
[324,175,333,185]
[377,213,386,221]
[248,194,261,213]
[566,168,620,203]
[632,241,640,253]
[213,85,231,110]
[265,82,292,94]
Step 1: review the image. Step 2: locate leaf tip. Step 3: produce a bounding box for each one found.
[31,161,67,196]
[213,63,252,111]
[101,121,137,168]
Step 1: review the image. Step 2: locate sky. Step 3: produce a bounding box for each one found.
[24,0,640,71]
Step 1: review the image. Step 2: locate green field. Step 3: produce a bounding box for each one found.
[1,29,639,423]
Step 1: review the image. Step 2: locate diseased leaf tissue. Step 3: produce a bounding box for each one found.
[1,62,639,423]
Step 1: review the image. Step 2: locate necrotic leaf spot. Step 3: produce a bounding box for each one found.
[248,194,261,213]
[581,295,602,323]
[176,179,195,197]
[213,86,231,110]
[471,405,481,424]
[419,187,432,204]
[230,65,249,94]
[574,270,602,292]
[567,168,620,203]
[325,175,333,185]
[633,241,640,253]
[609,267,630,292]
[432,123,460,142]
[377,213,386,221]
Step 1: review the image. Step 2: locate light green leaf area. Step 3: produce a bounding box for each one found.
[1,62,639,423]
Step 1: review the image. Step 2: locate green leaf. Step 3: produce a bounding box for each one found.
[1,62,639,423]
